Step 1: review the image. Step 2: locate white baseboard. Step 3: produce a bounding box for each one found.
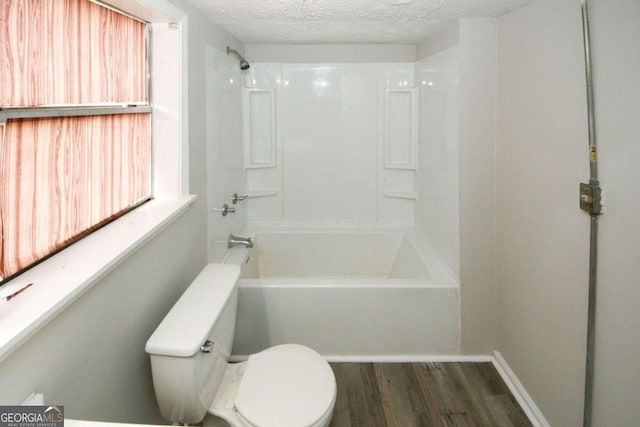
[492,351,551,427]
[323,354,494,363]
[230,354,493,363]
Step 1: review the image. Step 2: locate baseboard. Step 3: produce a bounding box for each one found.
[230,354,493,363]
[492,351,551,427]
[323,354,494,363]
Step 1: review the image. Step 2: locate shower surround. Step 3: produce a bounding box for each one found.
[207,48,463,357]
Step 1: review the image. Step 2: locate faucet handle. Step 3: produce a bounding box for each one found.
[230,193,248,204]
[211,204,236,216]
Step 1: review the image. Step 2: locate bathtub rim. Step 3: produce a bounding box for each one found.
[238,278,458,289]
[223,223,458,286]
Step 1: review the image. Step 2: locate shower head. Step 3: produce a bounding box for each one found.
[226,46,250,70]
[239,58,250,71]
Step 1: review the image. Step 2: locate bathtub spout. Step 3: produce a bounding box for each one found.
[228,234,253,249]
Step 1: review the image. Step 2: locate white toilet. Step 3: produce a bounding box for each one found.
[145,264,337,427]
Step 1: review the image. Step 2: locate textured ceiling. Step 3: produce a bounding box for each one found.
[181,0,533,44]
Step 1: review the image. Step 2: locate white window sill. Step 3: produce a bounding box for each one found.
[0,195,197,362]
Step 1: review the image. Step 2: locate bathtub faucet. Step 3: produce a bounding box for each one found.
[228,234,253,249]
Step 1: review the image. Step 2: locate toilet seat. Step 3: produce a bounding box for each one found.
[209,344,336,427]
[235,344,336,427]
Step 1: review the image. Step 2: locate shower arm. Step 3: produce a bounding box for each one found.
[226,46,250,70]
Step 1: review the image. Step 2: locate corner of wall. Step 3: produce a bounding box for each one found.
[458,17,498,355]
[416,20,461,61]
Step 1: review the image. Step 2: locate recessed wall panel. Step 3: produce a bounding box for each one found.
[244,89,276,168]
[385,89,417,169]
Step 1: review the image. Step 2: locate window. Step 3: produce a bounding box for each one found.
[0,0,151,283]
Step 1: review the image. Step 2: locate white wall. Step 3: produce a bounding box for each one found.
[0,215,202,423]
[496,0,589,425]
[458,18,498,355]
[0,1,243,423]
[589,0,640,424]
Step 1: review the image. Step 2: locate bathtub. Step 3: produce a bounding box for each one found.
[223,225,460,360]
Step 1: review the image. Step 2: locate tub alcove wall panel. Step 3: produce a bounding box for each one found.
[416,46,460,278]
[244,63,419,225]
[282,64,379,223]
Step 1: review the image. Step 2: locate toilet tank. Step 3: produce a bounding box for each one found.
[145,264,241,424]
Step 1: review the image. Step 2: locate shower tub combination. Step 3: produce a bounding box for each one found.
[223,226,460,360]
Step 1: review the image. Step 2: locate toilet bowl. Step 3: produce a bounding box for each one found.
[145,264,336,427]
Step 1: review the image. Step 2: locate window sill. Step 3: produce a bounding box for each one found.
[0,195,197,362]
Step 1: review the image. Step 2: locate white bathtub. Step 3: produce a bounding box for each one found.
[223,226,460,360]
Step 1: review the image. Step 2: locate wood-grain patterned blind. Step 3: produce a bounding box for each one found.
[0,0,150,282]
[0,0,146,107]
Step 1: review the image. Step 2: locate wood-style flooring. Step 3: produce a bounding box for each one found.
[329,362,533,427]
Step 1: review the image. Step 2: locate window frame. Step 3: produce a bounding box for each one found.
[0,105,152,124]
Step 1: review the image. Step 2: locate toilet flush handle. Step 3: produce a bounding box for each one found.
[200,340,215,353]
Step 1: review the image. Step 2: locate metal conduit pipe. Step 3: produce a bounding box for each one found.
[579,1,603,426]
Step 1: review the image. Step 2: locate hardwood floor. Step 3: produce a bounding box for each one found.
[329,362,532,427]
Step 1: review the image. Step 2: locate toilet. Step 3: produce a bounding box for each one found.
[145,264,337,427]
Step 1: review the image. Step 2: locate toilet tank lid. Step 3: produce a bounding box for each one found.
[145,263,240,357]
